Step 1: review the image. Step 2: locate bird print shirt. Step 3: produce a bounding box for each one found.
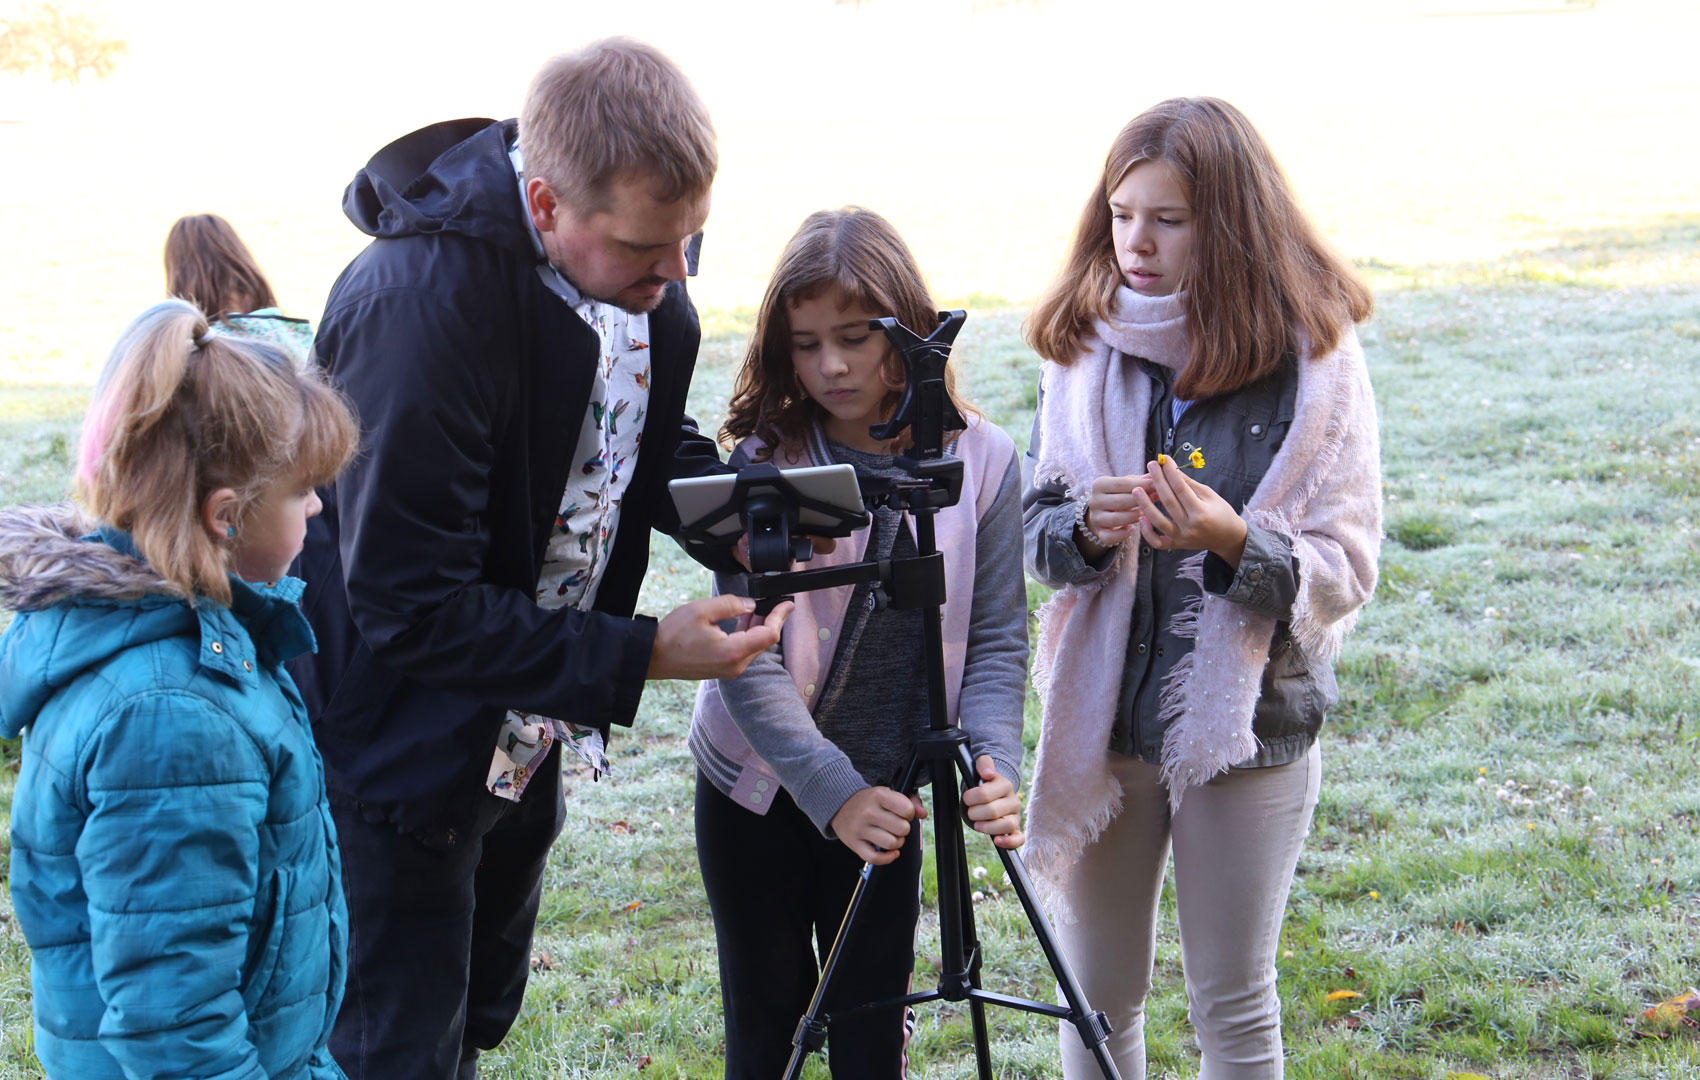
[489,140,651,801]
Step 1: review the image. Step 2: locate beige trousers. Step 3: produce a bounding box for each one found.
[1057,742,1321,1080]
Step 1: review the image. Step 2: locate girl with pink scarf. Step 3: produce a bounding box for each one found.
[1020,98,1383,1079]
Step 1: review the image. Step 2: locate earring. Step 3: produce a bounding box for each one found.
[226,526,236,538]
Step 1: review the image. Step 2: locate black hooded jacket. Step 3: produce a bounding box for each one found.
[288,118,728,843]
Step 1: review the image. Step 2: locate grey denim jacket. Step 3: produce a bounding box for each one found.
[1022,355,1337,768]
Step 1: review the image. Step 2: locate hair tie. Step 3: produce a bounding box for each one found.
[192,326,215,350]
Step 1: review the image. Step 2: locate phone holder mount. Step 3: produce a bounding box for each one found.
[868,309,966,458]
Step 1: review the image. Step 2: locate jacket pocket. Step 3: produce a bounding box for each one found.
[242,866,292,1014]
[1266,625,1307,677]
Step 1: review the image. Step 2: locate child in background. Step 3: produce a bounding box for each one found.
[1020,97,1383,1079]
[689,207,1029,1078]
[0,299,358,1079]
[165,213,316,362]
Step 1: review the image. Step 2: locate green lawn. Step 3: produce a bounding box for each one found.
[4,221,1700,1078]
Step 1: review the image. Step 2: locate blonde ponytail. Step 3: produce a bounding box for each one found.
[77,299,357,606]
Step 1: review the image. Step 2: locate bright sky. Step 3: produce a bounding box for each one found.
[1,0,1696,381]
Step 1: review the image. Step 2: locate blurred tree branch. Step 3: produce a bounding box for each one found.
[0,2,125,85]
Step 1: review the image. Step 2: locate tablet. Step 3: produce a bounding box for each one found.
[670,463,866,541]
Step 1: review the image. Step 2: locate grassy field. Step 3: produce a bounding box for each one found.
[3,220,1700,1078]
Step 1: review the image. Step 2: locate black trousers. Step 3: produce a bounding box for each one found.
[695,771,921,1080]
[329,748,566,1080]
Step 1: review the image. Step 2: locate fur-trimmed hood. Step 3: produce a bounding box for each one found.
[0,503,174,612]
[0,504,315,740]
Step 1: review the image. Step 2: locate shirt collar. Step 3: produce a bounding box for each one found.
[508,140,585,306]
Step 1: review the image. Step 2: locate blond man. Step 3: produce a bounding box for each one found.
[291,39,776,1079]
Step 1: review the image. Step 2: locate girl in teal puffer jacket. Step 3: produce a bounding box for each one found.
[0,299,359,1079]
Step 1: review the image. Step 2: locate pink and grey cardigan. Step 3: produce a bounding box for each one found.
[689,418,1026,834]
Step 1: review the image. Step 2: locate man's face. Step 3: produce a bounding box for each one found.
[528,172,710,314]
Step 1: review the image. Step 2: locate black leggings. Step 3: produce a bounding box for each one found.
[695,771,921,1079]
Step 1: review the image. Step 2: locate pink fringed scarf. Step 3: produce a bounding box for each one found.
[1024,287,1382,912]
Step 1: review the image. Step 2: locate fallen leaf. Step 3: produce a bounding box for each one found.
[1641,987,1700,1024]
[622,900,644,913]
[530,951,552,972]
[1326,989,1362,1002]
[611,821,632,834]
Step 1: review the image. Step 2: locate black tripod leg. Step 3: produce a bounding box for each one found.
[955,744,1123,1080]
[781,858,875,1080]
[952,802,994,1080]
[926,740,998,1080]
[782,755,926,1080]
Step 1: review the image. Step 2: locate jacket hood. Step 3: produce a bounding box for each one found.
[0,504,313,739]
[342,117,535,256]
[0,503,174,611]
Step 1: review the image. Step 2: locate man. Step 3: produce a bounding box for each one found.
[290,38,782,1079]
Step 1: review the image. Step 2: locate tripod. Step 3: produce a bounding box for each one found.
[729,312,1123,1079]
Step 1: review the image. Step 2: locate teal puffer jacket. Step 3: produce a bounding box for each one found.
[0,508,347,1080]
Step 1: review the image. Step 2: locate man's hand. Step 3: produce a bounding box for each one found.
[962,755,1024,849]
[646,594,793,681]
[831,786,920,865]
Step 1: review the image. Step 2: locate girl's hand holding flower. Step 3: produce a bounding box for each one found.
[1077,473,1146,559]
[1132,454,1249,568]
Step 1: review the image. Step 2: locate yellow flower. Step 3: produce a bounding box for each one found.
[1188,449,1206,469]
[1156,453,1170,466]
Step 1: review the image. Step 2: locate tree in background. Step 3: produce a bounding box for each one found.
[0,2,125,85]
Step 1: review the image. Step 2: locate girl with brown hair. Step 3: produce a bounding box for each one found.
[1020,98,1383,1078]
[0,299,358,1079]
[690,207,1027,1077]
[165,213,315,361]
